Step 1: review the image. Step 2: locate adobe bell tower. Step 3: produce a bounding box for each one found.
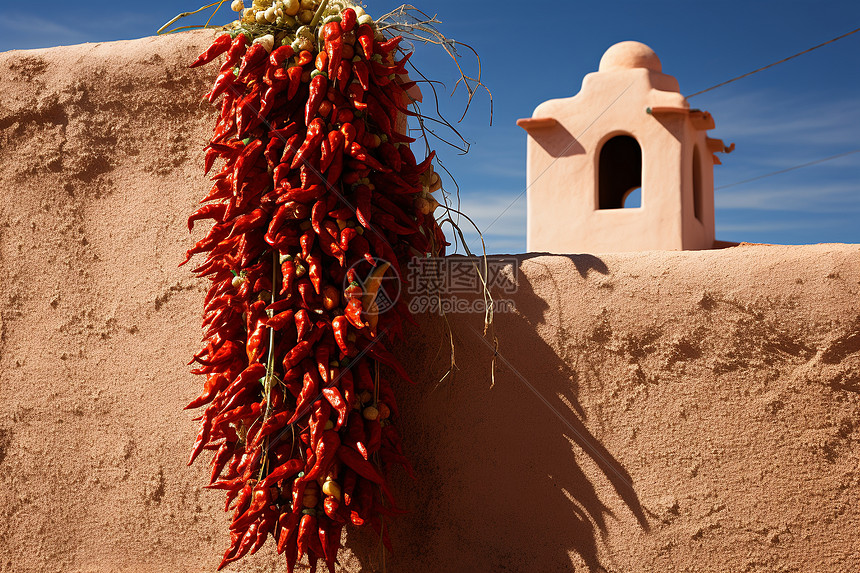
[519,41,732,253]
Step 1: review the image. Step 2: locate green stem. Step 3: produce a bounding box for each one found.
[257,250,279,481]
[157,1,223,34]
[310,0,330,29]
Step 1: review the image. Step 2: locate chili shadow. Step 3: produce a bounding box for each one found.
[345,253,649,572]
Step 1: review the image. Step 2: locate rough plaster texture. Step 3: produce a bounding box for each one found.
[1,31,859,573]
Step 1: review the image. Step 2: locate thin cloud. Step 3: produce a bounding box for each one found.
[717,220,825,234]
[440,192,527,254]
[716,181,860,212]
[0,12,90,48]
[710,91,860,148]
[0,9,166,52]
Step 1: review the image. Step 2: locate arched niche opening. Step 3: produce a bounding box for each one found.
[692,144,703,223]
[598,135,642,209]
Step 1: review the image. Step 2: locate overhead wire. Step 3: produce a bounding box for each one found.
[716,149,860,190]
[688,26,860,98]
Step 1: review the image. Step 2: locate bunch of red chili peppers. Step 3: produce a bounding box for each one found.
[183,4,444,570]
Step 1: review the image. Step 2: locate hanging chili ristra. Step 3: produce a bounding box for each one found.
[181,0,457,571]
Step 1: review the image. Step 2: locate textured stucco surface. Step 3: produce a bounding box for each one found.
[0,32,858,573]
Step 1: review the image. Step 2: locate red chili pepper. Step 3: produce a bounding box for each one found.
[320,129,344,174]
[291,118,326,170]
[297,278,320,309]
[310,198,328,236]
[356,24,374,58]
[227,207,268,239]
[266,309,294,331]
[349,477,372,526]
[200,179,232,204]
[376,211,418,235]
[207,68,236,103]
[377,141,402,171]
[295,309,311,341]
[305,72,329,125]
[354,184,372,228]
[323,495,342,522]
[344,298,364,329]
[235,84,262,138]
[185,373,229,410]
[276,134,303,172]
[412,150,437,175]
[269,44,294,67]
[217,531,242,570]
[322,22,343,81]
[309,401,333,452]
[327,145,344,185]
[346,82,366,108]
[309,49,324,72]
[337,226,358,253]
[340,8,357,33]
[278,260,295,296]
[277,510,301,554]
[296,232,313,263]
[266,204,294,240]
[346,141,390,172]
[369,514,395,555]
[191,33,232,68]
[304,430,340,482]
[208,440,233,483]
[213,400,261,431]
[260,458,303,489]
[229,482,254,515]
[296,513,317,560]
[286,65,304,100]
[323,387,348,429]
[220,33,248,71]
[375,35,403,55]
[191,339,240,368]
[282,338,316,373]
[249,508,278,555]
[352,60,370,91]
[319,221,346,266]
[219,361,266,402]
[336,58,352,87]
[327,205,353,220]
[284,377,316,431]
[223,519,259,567]
[371,52,412,78]
[249,409,292,450]
[233,139,264,194]
[259,80,288,119]
[237,43,268,81]
[366,97,393,136]
[231,486,269,530]
[307,251,322,294]
[364,339,414,384]
[187,403,216,465]
[332,316,349,356]
[339,122,357,146]
[295,49,313,66]
[315,343,331,385]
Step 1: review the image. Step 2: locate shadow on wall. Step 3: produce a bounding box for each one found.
[345,254,649,572]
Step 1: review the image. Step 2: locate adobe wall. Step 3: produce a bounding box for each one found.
[0,31,858,572]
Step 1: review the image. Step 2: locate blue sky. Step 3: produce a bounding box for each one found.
[3,0,858,253]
